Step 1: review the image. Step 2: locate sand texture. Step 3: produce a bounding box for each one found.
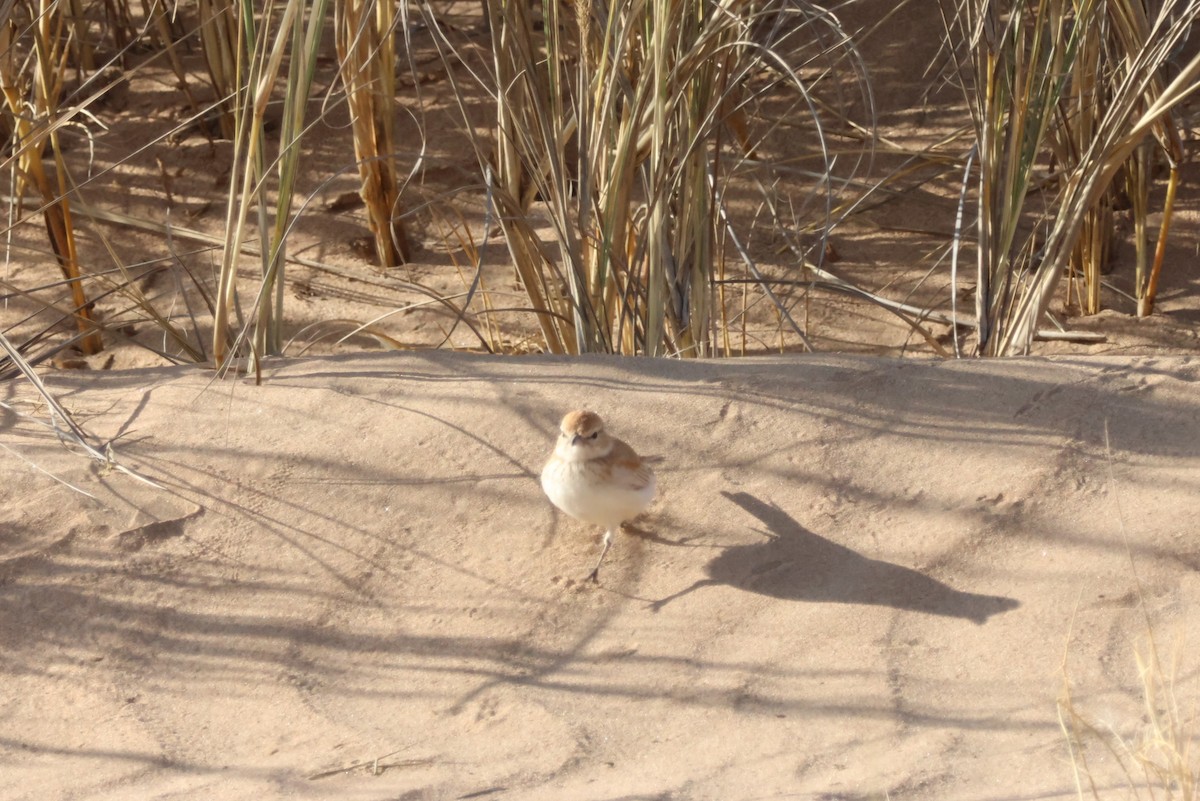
[3,352,1199,799]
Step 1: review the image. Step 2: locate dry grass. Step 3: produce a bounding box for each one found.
[944,0,1200,355]
[1059,422,1198,799]
[1059,613,1198,799]
[0,0,1197,372]
[416,0,882,355]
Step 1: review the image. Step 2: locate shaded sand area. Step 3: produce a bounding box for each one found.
[3,352,1199,799]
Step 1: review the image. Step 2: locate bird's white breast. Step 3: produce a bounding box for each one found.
[541,459,655,528]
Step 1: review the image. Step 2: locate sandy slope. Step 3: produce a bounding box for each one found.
[2,352,1199,800]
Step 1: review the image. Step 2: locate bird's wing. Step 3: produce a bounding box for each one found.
[608,438,655,492]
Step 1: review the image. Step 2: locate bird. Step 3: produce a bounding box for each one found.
[541,410,656,582]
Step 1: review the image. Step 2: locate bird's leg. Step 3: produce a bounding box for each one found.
[586,527,615,583]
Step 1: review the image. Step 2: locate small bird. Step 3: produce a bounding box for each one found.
[541,410,656,582]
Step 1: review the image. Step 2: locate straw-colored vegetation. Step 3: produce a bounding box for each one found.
[1059,428,1197,799]
[1,0,1197,370]
[1,0,103,356]
[1060,631,1198,800]
[945,0,1200,355]
[1,3,1197,789]
[412,0,874,356]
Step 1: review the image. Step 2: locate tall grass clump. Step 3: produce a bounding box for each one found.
[211,0,418,372]
[2,0,432,376]
[422,0,872,356]
[209,0,336,369]
[946,0,1200,356]
[1048,0,1185,318]
[1,1,104,355]
[2,2,224,371]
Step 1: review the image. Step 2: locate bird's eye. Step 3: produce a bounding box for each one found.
[589,432,599,439]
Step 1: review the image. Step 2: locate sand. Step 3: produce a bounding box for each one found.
[5,0,1200,796]
[3,351,1198,799]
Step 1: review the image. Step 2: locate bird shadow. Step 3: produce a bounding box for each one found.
[648,491,1020,625]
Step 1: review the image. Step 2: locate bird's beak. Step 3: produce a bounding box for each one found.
[570,434,583,446]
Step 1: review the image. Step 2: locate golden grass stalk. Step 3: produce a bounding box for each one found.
[63,0,95,72]
[197,0,241,140]
[1106,0,1185,319]
[1010,10,1200,347]
[334,0,412,270]
[143,1,201,114]
[1138,159,1178,317]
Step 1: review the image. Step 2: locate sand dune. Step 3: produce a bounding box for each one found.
[3,352,1198,799]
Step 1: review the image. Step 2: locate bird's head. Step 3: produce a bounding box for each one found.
[556,410,613,461]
